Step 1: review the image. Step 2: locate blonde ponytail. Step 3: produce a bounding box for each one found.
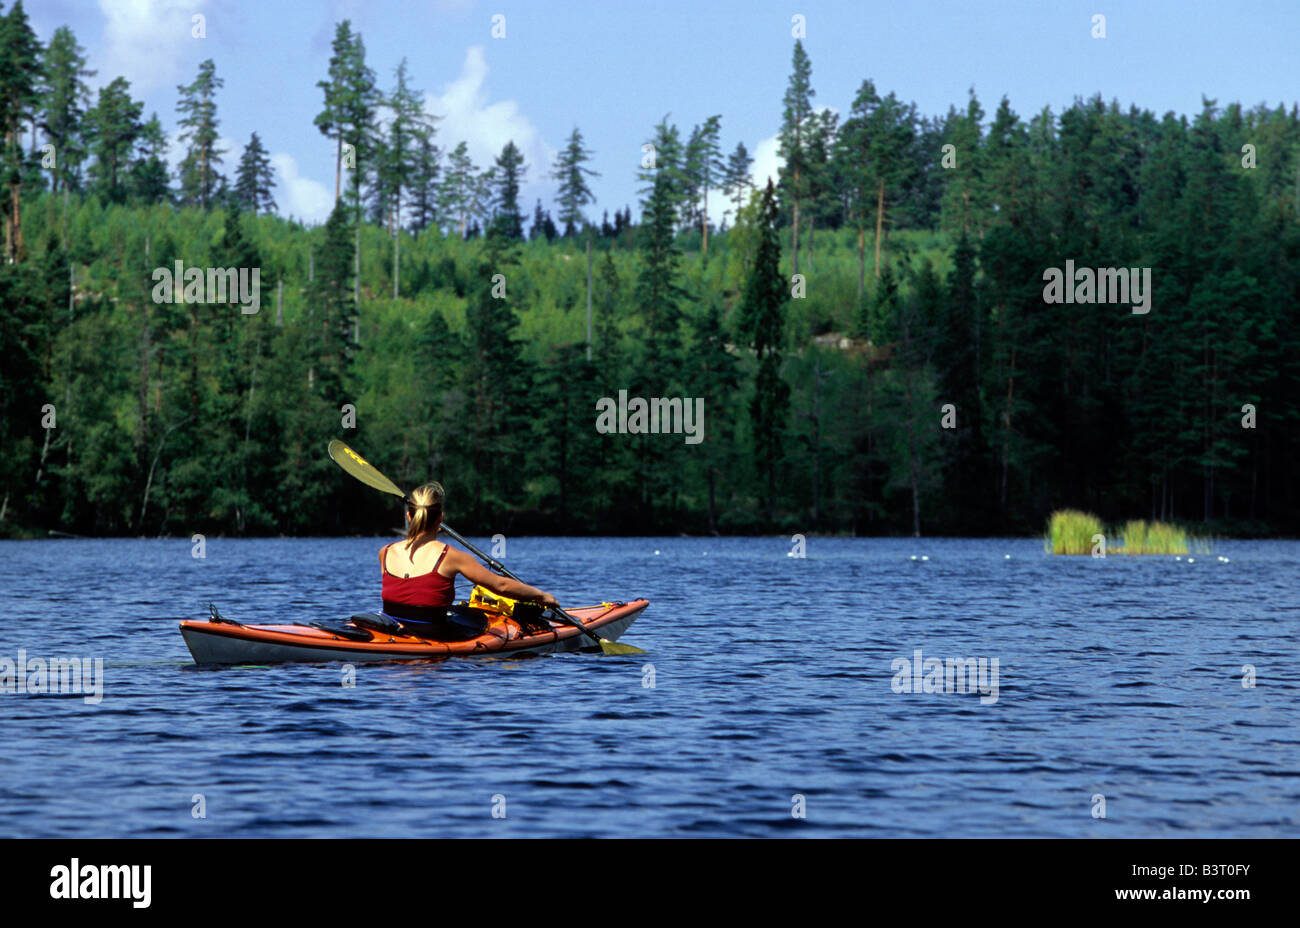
[404,482,445,552]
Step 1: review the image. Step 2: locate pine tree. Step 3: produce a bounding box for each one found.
[682,114,723,256]
[777,39,814,276]
[37,25,95,194]
[232,131,276,213]
[175,59,225,209]
[307,22,377,307]
[85,77,142,203]
[1,0,41,261]
[369,58,431,293]
[804,107,839,259]
[129,113,170,205]
[722,141,753,225]
[315,20,359,204]
[836,80,916,287]
[937,89,987,237]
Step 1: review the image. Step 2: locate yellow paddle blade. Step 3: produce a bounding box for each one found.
[327,439,406,500]
[599,638,647,656]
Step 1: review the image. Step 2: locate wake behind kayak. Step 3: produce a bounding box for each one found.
[179,599,648,665]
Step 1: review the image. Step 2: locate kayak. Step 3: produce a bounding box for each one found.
[179,599,649,665]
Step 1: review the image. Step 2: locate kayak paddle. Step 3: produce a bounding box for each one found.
[327,439,645,656]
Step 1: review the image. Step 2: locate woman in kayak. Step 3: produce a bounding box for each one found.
[379,483,556,633]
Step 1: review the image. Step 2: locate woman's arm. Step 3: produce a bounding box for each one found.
[445,548,558,606]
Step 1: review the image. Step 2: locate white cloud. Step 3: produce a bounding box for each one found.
[270,153,334,224]
[427,46,555,202]
[97,0,209,94]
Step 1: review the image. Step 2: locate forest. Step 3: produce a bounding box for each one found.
[2,3,1298,538]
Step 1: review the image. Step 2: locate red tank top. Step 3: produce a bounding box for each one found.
[380,543,455,609]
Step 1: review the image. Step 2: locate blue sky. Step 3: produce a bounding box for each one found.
[28,0,1300,225]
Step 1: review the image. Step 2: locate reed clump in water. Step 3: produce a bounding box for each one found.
[1046,510,1200,555]
[1118,519,1190,555]
[1047,510,1105,554]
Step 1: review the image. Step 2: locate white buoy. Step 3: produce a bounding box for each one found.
[921,555,930,561]
[653,549,660,555]
[910,555,918,561]
[1004,554,1011,559]
[1187,558,1195,564]
[1175,556,1182,561]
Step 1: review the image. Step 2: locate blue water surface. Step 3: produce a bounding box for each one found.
[0,535,1296,837]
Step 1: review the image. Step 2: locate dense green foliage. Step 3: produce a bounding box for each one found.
[1,20,1298,538]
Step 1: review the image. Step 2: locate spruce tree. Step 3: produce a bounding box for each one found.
[439,141,483,238]
[460,226,532,521]
[739,180,790,520]
[490,140,526,239]
[637,115,688,221]
[407,127,440,236]
[232,131,276,214]
[307,201,356,399]
[633,168,686,380]
[688,298,740,533]
[551,127,598,233]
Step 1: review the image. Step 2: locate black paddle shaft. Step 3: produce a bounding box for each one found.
[436,522,602,646]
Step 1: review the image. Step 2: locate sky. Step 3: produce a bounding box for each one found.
[27,0,1300,226]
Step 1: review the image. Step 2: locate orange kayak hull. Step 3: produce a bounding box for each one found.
[179,600,648,665]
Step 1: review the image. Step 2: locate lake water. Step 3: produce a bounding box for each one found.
[0,535,1296,837]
